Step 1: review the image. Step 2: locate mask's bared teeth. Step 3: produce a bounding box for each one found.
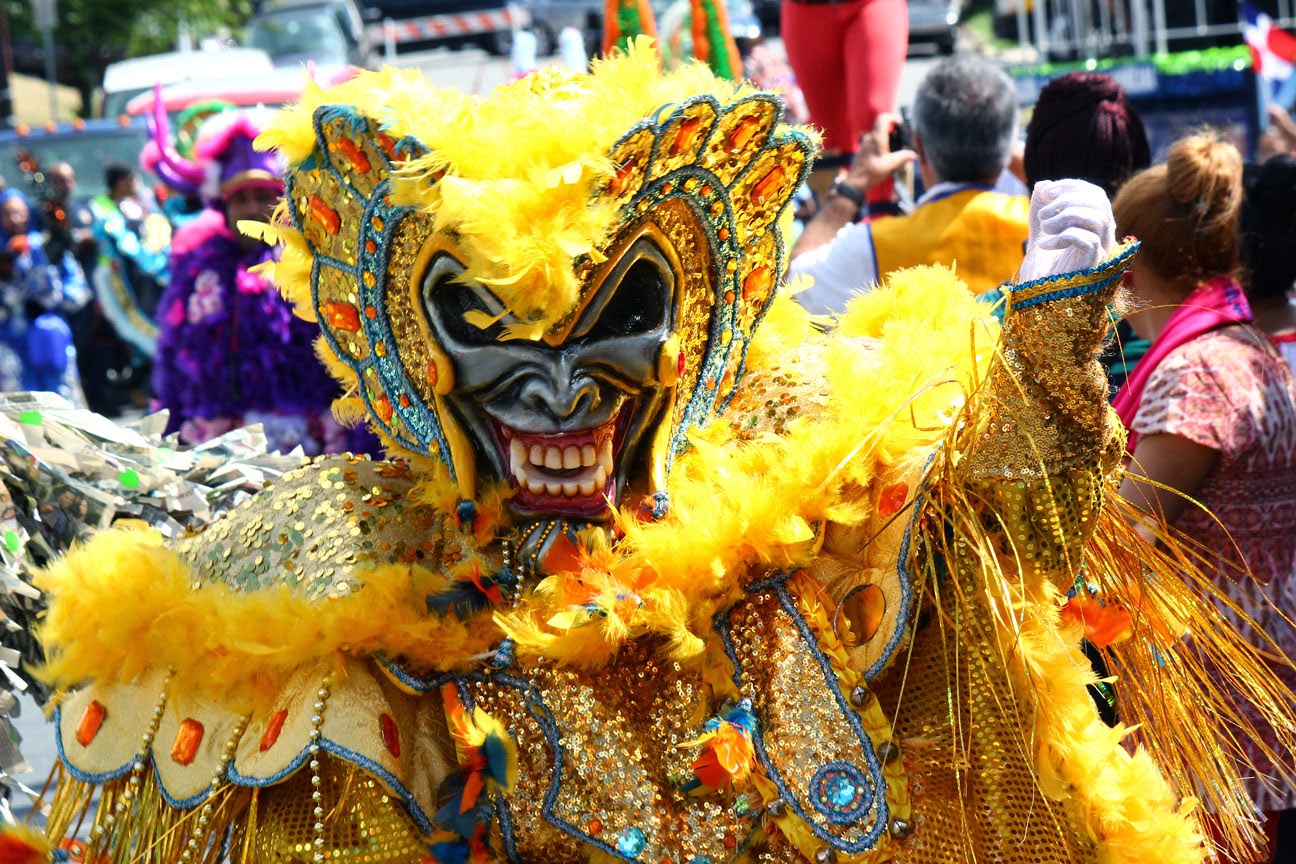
[597,439,613,475]
[593,464,608,488]
[578,478,597,496]
[563,446,581,470]
[509,438,527,474]
[544,447,563,470]
[529,444,544,466]
[581,444,596,467]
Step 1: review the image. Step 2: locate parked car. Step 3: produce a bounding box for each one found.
[908,0,961,55]
[100,48,277,119]
[247,0,380,69]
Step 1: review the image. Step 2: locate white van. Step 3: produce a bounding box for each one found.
[100,47,276,118]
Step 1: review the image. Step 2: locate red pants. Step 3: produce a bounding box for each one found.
[781,0,909,154]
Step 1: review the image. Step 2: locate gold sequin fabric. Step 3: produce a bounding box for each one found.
[868,583,1100,864]
[247,755,430,863]
[960,244,1134,481]
[175,454,452,598]
[460,585,904,863]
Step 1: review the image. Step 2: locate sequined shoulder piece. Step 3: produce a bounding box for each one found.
[174,455,451,599]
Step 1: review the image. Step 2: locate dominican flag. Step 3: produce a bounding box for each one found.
[1242,2,1296,85]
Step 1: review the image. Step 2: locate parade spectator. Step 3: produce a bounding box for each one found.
[1240,154,1296,372]
[1113,132,1296,860]
[781,0,907,202]
[1020,71,1153,395]
[789,54,1028,315]
[0,191,91,402]
[151,110,361,455]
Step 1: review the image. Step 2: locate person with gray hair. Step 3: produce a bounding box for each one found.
[790,54,1030,317]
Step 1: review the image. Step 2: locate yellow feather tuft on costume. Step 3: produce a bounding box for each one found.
[35,524,500,711]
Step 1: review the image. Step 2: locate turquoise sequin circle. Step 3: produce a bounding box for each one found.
[810,762,874,824]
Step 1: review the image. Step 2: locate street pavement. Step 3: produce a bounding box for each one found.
[5,38,946,822]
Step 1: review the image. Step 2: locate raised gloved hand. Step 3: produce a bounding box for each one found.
[1018,179,1116,283]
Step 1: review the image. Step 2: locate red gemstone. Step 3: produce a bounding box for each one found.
[323,301,361,333]
[676,351,686,381]
[260,709,288,752]
[380,713,401,757]
[307,194,341,235]
[75,700,106,747]
[335,136,372,174]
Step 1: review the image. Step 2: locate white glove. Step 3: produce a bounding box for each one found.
[1018,179,1116,283]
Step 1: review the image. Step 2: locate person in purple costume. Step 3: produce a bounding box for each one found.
[151,110,364,455]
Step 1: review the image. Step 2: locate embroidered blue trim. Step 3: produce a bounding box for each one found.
[1006,243,1138,311]
[809,761,875,824]
[52,705,132,786]
[376,655,454,693]
[865,456,931,681]
[713,586,889,853]
[152,759,214,810]
[297,107,454,474]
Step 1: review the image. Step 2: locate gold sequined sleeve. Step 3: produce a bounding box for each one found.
[953,242,1136,589]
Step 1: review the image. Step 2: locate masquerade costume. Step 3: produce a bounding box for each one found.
[149,111,356,455]
[18,46,1296,864]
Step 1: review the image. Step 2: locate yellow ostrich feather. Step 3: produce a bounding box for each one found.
[35,524,501,712]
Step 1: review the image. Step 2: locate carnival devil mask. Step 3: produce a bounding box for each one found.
[259,41,815,521]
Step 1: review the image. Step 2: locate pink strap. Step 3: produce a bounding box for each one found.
[1112,275,1252,452]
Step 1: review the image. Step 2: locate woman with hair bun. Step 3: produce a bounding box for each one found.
[1114,132,1296,860]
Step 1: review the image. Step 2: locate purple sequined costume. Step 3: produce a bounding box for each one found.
[152,211,354,455]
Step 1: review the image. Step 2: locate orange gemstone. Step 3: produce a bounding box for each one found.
[364,239,378,254]
[335,136,372,174]
[878,481,909,519]
[661,182,674,196]
[322,301,361,333]
[751,166,787,205]
[259,709,288,752]
[700,184,713,197]
[75,700,106,747]
[399,394,411,408]
[742,266,772,301]
[587,818,604,835]
[375,395,394,422]
[307,194,341,235]
[380,713,401,757]
[365,305,378,319]
[426,362,438,386]
[724,833,737,849]
[718,226,730,241]
[727,116,761,152]
[170,718,205,766]
[670,117,704,156]
[724,290,735,303]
